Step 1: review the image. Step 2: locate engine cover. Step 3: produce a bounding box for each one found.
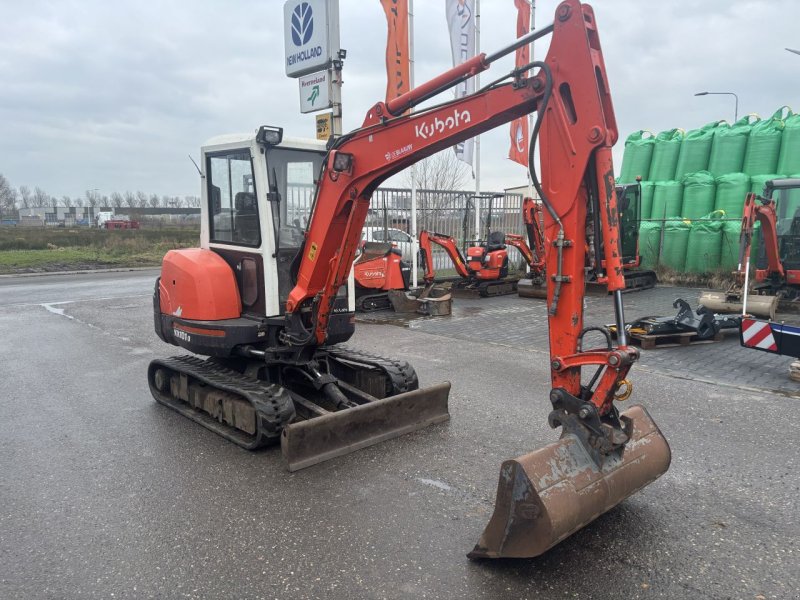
[159,248,242,320]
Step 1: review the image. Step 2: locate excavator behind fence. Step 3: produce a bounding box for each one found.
[149,0,670,560]
[417,225,537,297]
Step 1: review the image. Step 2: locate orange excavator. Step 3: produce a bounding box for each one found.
[418,196,544,297]
[418,228,535,296]
[149,0,669,559]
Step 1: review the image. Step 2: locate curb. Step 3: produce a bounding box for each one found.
[0,266,160,279]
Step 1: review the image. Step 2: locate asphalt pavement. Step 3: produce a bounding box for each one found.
[0,271,797,599]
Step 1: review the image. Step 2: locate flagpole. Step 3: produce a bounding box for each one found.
[409,0,418,287]
[474,0,481,240]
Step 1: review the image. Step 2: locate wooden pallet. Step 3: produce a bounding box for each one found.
[607,325,726,349]
[628,330,725,350]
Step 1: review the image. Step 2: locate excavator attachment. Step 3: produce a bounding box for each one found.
[469,404,670,559]
[281,382,451,471]
[698,289,778,319]
[517,276,548,299]
[388,285,452,316]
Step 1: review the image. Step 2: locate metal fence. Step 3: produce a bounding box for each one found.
[366,188,528,271]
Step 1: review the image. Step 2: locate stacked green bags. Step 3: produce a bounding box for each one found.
[619,130,655,183]
[651,180,683,220]
[714,173,750,219]
[778,113,800,175]
[640,181,655,219]
[674,121,723,179]
[680,171,716,220]
[649,129,684,181]
[742,108,788,175]
[707,116,754,176]
[685,211,724,273]
[639,220,663,269]
[661,218,692,271]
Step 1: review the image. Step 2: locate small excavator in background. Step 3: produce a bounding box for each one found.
[352,241,412,311]
[149,0,670,560]
[418,228,535,297]
[700,178,800,319]
[519,180,656,298]
[696,179,800,360]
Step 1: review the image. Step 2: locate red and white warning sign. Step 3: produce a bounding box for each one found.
[741,318,778,352]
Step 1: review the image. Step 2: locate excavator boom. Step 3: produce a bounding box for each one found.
[278,0,671,559]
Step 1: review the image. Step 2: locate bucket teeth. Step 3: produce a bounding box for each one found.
[469,404,671,560]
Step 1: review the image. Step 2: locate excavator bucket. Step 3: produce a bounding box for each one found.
[517,277,548,299]
[281,382,450,471]
[698,290,778,319]
[468,404,670,559]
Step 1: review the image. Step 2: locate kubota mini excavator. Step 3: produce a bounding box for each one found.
[150,0,670,559]
[353,241,412,311]
[700,178,800,319]
[417,228,534,296]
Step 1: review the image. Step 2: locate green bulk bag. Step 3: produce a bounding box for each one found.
[680,171,716,220]
[638,220,663,269]
[640,181,655,220]
[708,116,756,176]
[651,180,683,220]
[685,210,724,273]
[714,173,750,219]
[720,220,762,270]
[661,217,692,271]
[619,130,655,183]
[742,107,788,175]
[674,121,723,178]
[648,129,684,182]
[777,113,800,175]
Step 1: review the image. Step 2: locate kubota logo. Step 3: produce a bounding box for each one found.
[291,2,314,46]
[414,108,472,140]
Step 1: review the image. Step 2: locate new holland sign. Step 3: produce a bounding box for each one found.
[283,0,340,78]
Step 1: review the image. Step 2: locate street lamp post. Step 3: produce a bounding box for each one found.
[694,91,739,123]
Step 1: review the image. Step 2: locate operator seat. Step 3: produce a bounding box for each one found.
[234,192,259,244]
[485,230,506,252]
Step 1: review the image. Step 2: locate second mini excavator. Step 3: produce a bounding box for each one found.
[149,0,669,560]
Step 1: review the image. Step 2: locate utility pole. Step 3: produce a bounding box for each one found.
[409,0,418,287]
[474,0,481,241]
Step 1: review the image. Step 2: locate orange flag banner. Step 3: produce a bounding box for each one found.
[509,0,531,166]
[380,0,410,105]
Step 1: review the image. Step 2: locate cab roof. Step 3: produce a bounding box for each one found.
[202,132,327,153]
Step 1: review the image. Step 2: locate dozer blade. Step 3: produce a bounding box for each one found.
[468,404,670,560]
[281,382,450,471]
[698,290,777,319]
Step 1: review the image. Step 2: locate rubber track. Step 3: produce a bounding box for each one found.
[149,355,295,449]
[326,345,419,396]
[356,293,392,312]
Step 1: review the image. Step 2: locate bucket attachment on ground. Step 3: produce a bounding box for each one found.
[468,404,670,559]
[698,289,778,319]
[388,285,452,316]
[281,382,450,471]
[517,276,548,299]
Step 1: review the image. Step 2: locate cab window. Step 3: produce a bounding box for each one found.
[208,151,260,246]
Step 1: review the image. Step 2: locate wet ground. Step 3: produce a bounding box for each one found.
[1,271,798,599]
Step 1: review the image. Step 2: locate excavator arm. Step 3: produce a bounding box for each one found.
[418,230,471,283]
[284,0,623,348]
[283,0,670,559]
[739,191,784,280]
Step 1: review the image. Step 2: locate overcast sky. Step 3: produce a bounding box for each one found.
[0,0,797,200]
